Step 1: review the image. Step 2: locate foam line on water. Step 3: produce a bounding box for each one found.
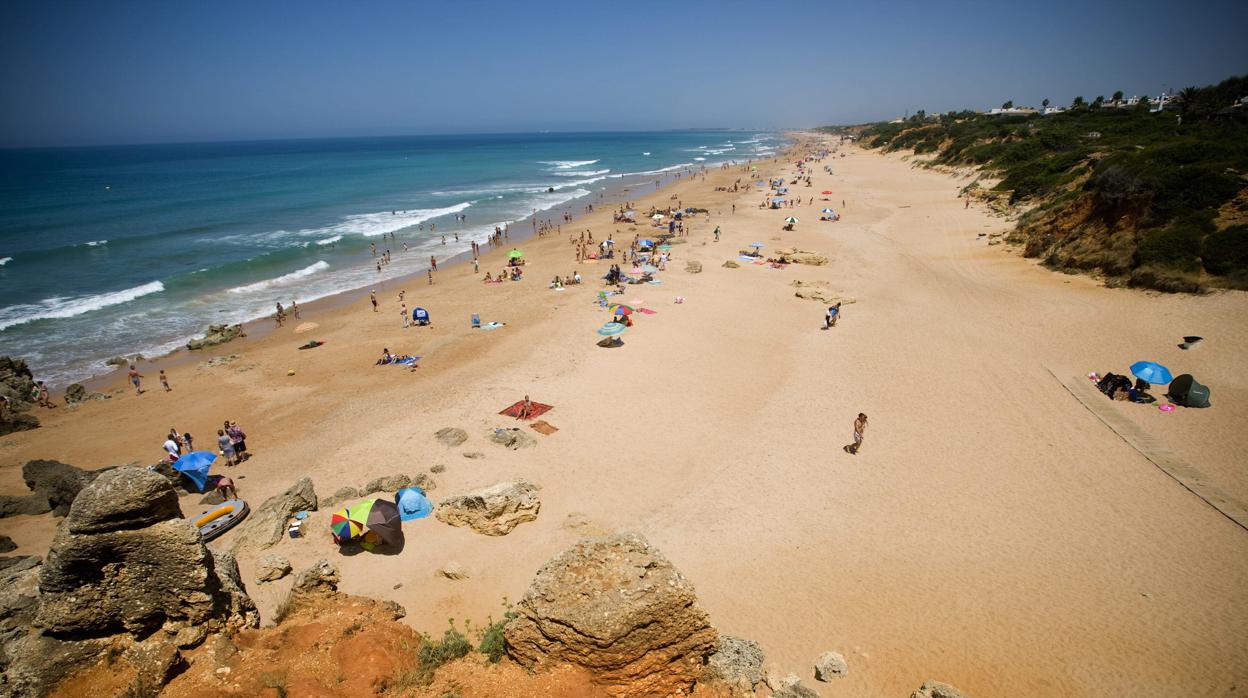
[0,281,165,331]
[227,261,330,294]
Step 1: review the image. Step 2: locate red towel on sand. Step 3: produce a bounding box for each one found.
[499,401,553,420]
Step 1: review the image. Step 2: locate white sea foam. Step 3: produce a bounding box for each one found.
[609,162,693,178]
[315,235,343,246]
[227,261,330,294]
[336,203,471,237]
[694,157,706,161]
[642,152,650,155]
[540,160,599,169]
[0,281,165,331]
[0,257,11,266]
[83,240,108,246]
[553,169,610,177]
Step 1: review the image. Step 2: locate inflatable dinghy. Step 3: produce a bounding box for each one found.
[195,499,250,541]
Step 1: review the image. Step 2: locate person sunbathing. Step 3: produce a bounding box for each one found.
[518,394,533,419]
[483,272,493,283]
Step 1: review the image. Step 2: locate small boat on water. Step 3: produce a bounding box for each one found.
[195,499,250,541]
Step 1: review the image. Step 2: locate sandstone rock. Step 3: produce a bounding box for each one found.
[0,356,40,436]
[23,459,99,516]
[290,559,339,595]
[436,480,540,536]
[814,650,847,681]
[255,554,292,582]
[0,633,110,698]
[722,260,740,268]
[0,556,39,577]
[229,477,317,552]
[0,495,51,518]
[63,383,87,405]
[123,637,187,694]
[411,472,437,491]
[436,561,470,580]
[463,451,485,459]
[0,535,15,553]
[910,679,969,698]
[320,486,359,509]
[435,427,468,446]
[685,260,703,273]
[104,356,129,367]
[35,468,257,639]
[704,635,765,695]
[430,463,446,474]
[199,353,240,369]
[504,532,717,696]
[362,473,411,495]
[198,489,226,506]
[487,428,536,450]
[63,467,179,534]
[774,677,821,698]
[186,324,244,350]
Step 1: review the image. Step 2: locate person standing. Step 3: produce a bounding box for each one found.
[182,431,195,452]
[430,255,438,271]
[401,303,409,328]
[370,290,378,312]
[217,429,236,466]
[128,365,143,396]
[226,421,248,462]
[844,413,868,455]
[160,369,172,392]
[163,434,180,461]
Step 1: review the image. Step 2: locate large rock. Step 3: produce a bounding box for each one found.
[255,554,292,583]
[435,480,540,536]
[186,324,244,351]
[704,635,765,695]
[0,356,40,436]
[435,427,468,447]
[910,680,969,698]
[35,468,256,638]
[290,559,339,596]
[63,383,87,405]
[320,486,359,509]
[361,474,411,495]
[505,532,717,696]
[0,535,15,554]
[0,496,51,518]
[62,467,179,534]
[22,460,100,517]
[774,677,820,698]
[685,260,703,274]
[487,428,536,450]
[229,477,317,552]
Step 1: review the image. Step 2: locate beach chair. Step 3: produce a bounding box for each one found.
[471,313,481,329]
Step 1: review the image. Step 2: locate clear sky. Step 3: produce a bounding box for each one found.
[1,0,1245,147]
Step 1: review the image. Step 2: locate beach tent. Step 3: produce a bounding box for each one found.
[172,451,216,492]
[1168,374,1211,408]
[394,487,433,521]
[412,307,430,325]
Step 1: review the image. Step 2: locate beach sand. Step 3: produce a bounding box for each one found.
[3,136,1247,696]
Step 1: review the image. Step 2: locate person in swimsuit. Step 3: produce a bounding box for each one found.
[215,475,237,500]
[160,369,172,392]
[128,366,143,395]
[845,413,868,455]
[518,394,533,419]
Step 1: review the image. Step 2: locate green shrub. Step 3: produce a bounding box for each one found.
[396,619,474,687]
[476,599,519,664]
[1203,225,1248,276]
[1136,223,1205,271]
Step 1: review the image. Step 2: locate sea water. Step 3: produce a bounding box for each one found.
[0,131,782,385]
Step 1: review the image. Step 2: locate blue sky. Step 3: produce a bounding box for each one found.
[1,0,1245,147]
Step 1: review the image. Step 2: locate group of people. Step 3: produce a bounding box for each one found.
[273,300,300,327]
[549,272,582,289]
[127,365,172,395]
[160,420,249,466]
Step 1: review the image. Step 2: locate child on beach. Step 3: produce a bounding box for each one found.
[128,365,143,395]
[160,369,172,391]
[844,413,868,455]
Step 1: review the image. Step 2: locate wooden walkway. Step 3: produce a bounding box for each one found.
[1051,370,1248,533]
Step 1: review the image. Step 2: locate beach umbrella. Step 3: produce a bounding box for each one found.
[598,322,626,336]
[330,503,367,542]
[1130,361,1173,385]
[821,208,835,214]
[394,487,433,521]
[604,239,615,245]
[332,499,403,546]
[821,190,834,195]
[784,217,799,224]
[640,239,654,246]
[623,211,636,217]
[507,249,524,258]
[172,451,216,493]
[777,187,789,193]
[750,242,764,248]
[772,197,786,203]
[612,306,634,316]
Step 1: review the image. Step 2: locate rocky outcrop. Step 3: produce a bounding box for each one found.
[290,559,340,596]
[0,496,51,518]
[436,561,470,580]
[35,468,256,637]
[776,248,829,266]
[435,427,468,446]
[361,474,411,495]
[722,260,740,268]
[0,536,15,554]
[814,650,847,681]
[186,323,244,350]
[910,680,969,698]
[62,383,107,405]
[436,480,540,536]
[505,532,717,696]
[255,554,292,582]
[685,260,703,273]
[773,677,820,698]
[0,357,40,436]
[22,460,99,517]
[488,428,536,450]
[229,477,317,552]
[703,635,765,695]
[321,486,359,509]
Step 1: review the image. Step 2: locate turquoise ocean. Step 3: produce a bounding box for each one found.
[0,131,781,385]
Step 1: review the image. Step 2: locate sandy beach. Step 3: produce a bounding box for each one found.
[3,135,1246,696]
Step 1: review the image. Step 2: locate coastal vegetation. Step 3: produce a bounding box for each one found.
[830,75,1248,291]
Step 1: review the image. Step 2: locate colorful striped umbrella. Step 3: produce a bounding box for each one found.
[598,322,626,336]
[784,217,799,224]
[331,498,403,546]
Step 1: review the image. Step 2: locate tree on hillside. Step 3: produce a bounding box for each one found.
[1136,95,1151,112]
[1002,100,1014,109]
[1042,98,1050,110]
[1092,95,1105,110]
[1071,95,1087,110]
[1112,90,1124,103]
[1179,86,1200,116]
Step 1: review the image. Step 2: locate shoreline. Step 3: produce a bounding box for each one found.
[61,145,786,393]
[4,134,1246,697]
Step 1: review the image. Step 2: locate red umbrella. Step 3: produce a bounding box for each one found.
[821,190,834,195]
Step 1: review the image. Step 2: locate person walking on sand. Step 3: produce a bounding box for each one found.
[160,369,172,392]
[430,256,438,271]
[401,303,409,328]
[824,302,840,329]
[128,365,143,395]
[217,429,236,466]
[370,290,378,312]
[844,413,868,455]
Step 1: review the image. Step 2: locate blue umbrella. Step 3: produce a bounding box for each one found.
[172,451,216,492]
[1130,361,1173,384]
[750,242,764,248]
[640,239,654,246]
[394,487,433,521]
[821,208,835,214]
[598,322,626,336]
[772,197,786,203]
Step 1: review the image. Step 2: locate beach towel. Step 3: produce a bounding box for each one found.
[647,280,662,285]
[298,340,325,350]
[499,401,554,420]
[394,356,420,366]
[530,420,559,435]
[638,308,657,315]
[481,321,505,330]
